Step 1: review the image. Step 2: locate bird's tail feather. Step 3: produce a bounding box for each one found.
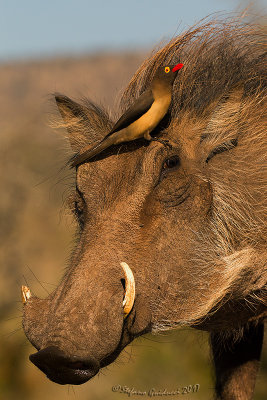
[70,135,116,167]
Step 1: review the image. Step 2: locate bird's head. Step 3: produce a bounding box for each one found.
[152,63,184,87]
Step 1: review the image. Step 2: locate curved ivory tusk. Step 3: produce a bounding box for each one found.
[120,262,135,317]
[21,285,32,304]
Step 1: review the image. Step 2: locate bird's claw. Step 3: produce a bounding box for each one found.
[150,137,172,149]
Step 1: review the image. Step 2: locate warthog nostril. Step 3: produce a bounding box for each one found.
[29,346,100,385]
[70,361,90,370]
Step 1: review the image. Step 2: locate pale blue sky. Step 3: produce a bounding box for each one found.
[0,0,266,61]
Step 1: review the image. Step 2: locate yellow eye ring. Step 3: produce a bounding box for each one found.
[165,67,170,73]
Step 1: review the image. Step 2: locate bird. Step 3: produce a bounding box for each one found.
[71,62,184,167]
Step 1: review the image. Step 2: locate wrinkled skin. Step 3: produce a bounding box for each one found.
[22,19,266,399]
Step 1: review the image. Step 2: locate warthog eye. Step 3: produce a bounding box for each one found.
[206,138,238,163]
[157,155,180,185]
[162,155,180,170]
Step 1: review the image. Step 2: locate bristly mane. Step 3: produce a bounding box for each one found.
[55,16,266,164]
[121,16,266,117]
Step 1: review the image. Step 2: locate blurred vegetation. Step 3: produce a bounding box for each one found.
[0,52,266,400]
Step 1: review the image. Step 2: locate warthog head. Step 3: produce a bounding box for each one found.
[22,18,266,394]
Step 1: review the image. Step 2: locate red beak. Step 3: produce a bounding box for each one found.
[172,63,184,72]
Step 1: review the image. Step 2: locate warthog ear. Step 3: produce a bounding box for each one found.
[55,94,112,151]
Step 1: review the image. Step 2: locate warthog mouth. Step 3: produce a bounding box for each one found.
[29,346,100,385]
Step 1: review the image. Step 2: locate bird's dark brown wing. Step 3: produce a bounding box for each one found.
[106,89,154,137]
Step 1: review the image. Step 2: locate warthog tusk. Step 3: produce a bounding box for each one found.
[21,285,32,304]
[120,262,135,317]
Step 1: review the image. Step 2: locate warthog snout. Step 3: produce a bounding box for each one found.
[22,260,151,385]
[30,346,100,385]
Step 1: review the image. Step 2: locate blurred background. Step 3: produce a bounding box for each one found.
[0,1,266,399]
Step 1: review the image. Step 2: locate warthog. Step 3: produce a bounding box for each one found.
[22,17,266,400]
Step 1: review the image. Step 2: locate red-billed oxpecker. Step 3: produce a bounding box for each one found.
[69,63,183,167]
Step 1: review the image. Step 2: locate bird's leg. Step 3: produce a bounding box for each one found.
[150,137,172,149]
[144,131,153,141]
[144,131,172,149]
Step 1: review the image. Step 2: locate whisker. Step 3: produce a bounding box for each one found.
[3,326,23,339]
[2,315,23,322]
[27,265,50,296]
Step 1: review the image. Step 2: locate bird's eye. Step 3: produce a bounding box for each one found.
[162,155,180,170]
[164,67,170,73]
